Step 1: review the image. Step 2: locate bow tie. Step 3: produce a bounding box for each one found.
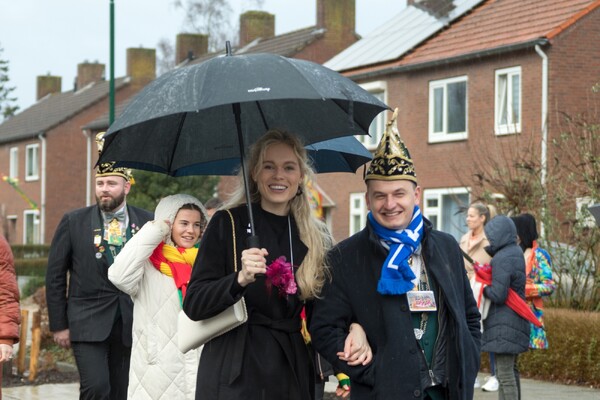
[103,209,126,224]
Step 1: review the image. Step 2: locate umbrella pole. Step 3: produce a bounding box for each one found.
[233,103,260,248]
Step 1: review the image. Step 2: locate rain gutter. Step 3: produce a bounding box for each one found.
[37,133,46,243]
[535,44,549,237]
[345,38,549,81]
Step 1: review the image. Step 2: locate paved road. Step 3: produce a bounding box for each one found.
[4,373,600,399]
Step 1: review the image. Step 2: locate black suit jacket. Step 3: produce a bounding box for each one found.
[46,204,153,345]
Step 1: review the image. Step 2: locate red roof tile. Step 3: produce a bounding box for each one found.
[397,0,599,67]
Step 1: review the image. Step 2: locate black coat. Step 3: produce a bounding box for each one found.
[46,204,153,345]
[183,205,313,400]
[482,216,530,354]
[310,219,481,400]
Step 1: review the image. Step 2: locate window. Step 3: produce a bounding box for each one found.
[23,210,40,244]
[495,67,521,134]
[9,147,18,178]
[349,193,367,236]
[25,144,39,181]
[423,188,469,241]
[429,76,468,142]
[357,81,387,149]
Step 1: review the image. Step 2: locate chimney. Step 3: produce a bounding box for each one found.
[314,0,357,63]
[317,0,356,35]
[36,75,61,100]
[76,61,105,90]
[126,47,156,87]
[408,0,455,18]
[239,11,275,47]
[176,33,209,64]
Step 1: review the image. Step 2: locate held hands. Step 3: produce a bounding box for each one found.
[53,329,71,349]
[0,343,14,363]
[238,248,269,287]
[335,373,351,398]
[337,323,373,366]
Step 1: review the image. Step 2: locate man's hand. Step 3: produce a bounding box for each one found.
[337,322,373,366]
[0,343,13,363]
[53,329,71,349]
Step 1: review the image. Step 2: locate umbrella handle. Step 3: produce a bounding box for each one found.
[246,235,260,249]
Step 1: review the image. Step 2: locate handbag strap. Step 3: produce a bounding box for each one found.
[225,209,238,272]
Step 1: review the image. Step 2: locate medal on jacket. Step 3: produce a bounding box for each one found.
[93,228,103,259]
[106,218,124,246]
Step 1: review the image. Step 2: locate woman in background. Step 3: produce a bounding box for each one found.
[460,202,498,391]
[109,194,207,399]
[510,213,556,349]
[481,216,530,400]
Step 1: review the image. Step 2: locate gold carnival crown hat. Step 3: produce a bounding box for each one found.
[365,108,417,183]
[95,132,135,183]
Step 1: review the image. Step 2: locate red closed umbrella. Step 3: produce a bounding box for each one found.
[474,262,542,328]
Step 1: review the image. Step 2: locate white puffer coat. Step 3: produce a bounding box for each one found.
[109,194,207,400]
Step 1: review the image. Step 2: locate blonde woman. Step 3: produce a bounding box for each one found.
[184,130,368,400]
[460,202,493,279]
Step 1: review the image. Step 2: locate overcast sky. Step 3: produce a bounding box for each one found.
[0,0,407,113]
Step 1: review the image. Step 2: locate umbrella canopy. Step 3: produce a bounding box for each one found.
[99,52,386,174]
[109,135,372,176]
[99,47,387,242]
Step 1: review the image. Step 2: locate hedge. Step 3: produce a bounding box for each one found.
[10,244,50,259]
[14,258,47,277]
[481,307,600,387]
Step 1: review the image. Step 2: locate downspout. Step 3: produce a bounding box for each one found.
[83,129,92,206]
[535,44,548,237]
[37,133,46,243]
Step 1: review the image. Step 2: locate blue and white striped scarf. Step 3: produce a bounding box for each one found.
[368,206,424,295]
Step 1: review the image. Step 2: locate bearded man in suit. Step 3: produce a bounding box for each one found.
[46,134,152,400]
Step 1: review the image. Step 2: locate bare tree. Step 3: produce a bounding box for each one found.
[156,38,175,76]
[173,0,235,51]
[461,93,600,310]
[0,44,19,119]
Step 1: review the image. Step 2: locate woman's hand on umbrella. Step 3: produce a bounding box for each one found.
[239,248,268,287]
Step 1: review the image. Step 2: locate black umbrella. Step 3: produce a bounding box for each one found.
[109,135,372,176]
[99,43,388,245]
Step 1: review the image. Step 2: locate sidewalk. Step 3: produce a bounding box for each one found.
[5,373,599,400]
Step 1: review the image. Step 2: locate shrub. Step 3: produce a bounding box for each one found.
[14,258,47,277]
[20,276,46,298]
[518,308,600,387]
[10,244,50,259]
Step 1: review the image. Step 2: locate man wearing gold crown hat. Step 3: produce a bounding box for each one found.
[46,133,153,400]
[311,110,481,399]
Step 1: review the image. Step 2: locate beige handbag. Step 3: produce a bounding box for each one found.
[177,210,248,353]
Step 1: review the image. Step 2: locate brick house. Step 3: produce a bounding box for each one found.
[0,0,361,245]
[0,49,156,244]
[323,0,600,241]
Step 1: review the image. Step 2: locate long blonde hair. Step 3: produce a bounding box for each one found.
[224,130,332,300]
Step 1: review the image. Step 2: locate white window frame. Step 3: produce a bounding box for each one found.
[25,143,39,181]
[576,196,597,228]
[23,209,40,244]
[357,81,387,150]
[495,66,522,135]
[9,147,18,179]
[423,187,469,239]
[428,76,468,143]
[349,192,367,236]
